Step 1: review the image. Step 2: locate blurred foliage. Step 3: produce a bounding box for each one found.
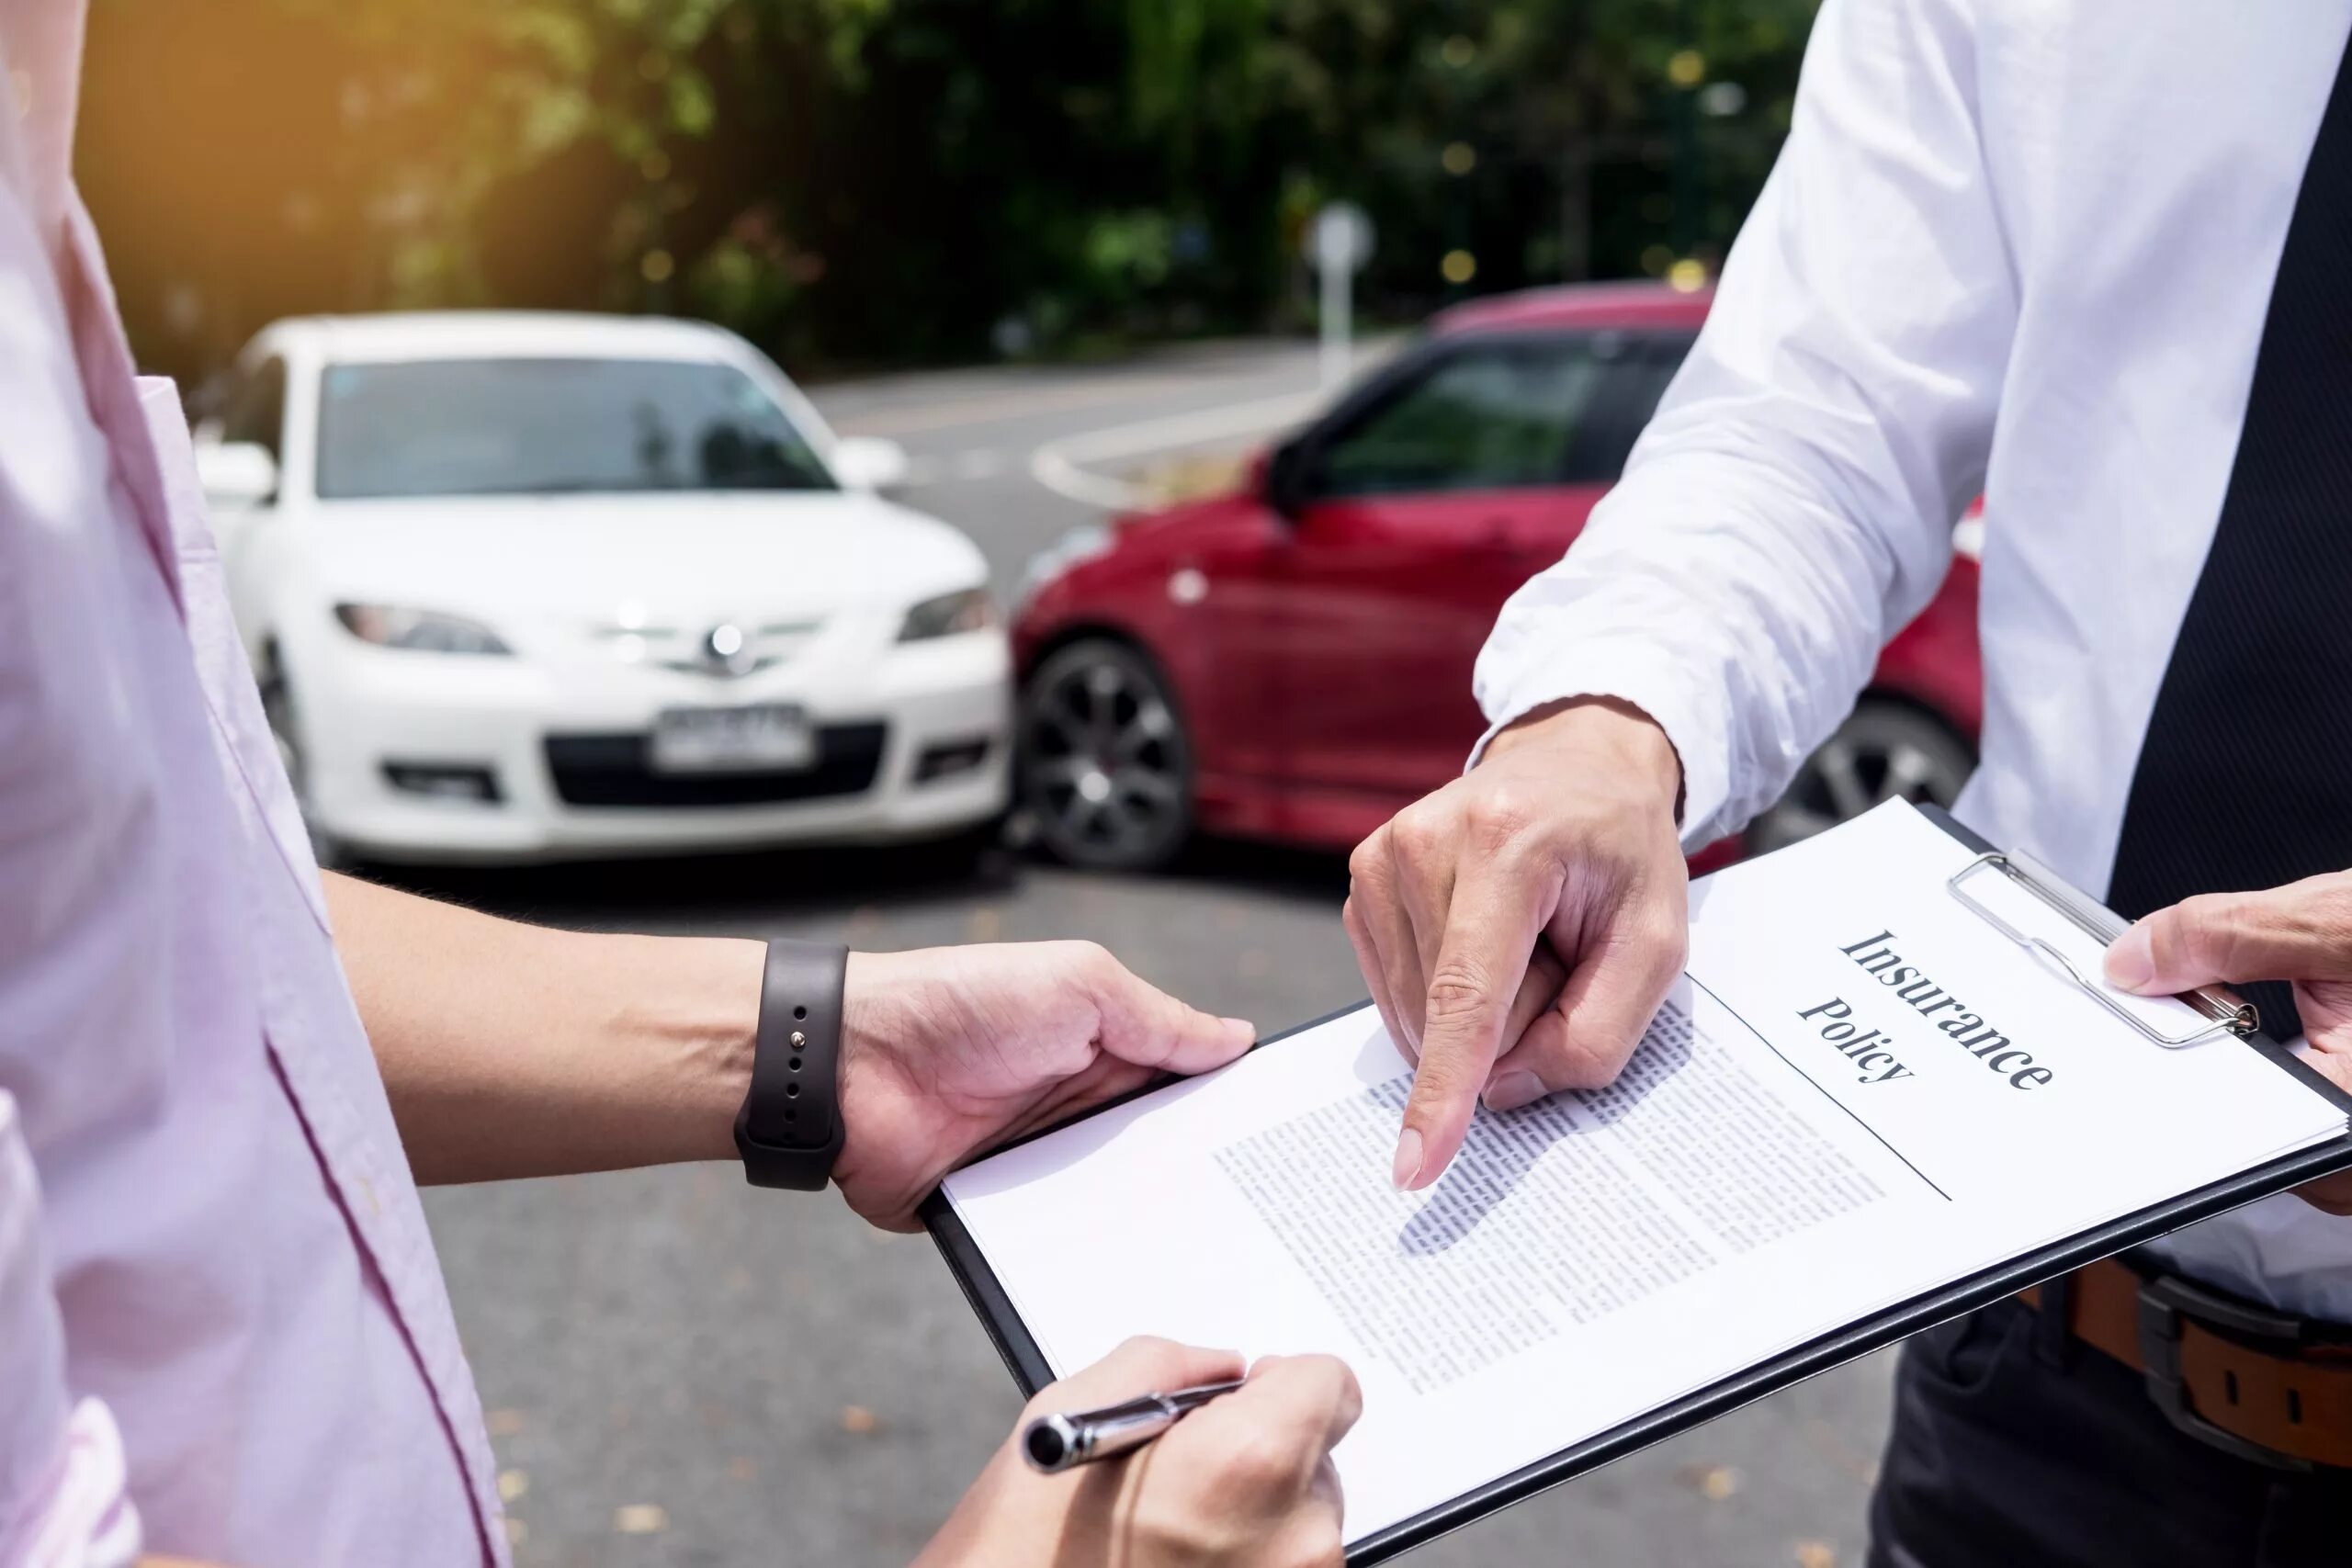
[79,0,1815,381]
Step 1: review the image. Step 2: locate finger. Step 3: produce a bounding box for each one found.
[1468,946,1572,1115]
[1496,941,1570,1061]
[1084,947,1257,1075]
[1344,894,1411,1066]
[1298,1466,1354,1561]
[1175,1353,1363,1473]
[2104,875,2352,995]
[2303,987,2352,1093]
[1248,1354,1364,1452]
[1484,896,1685,1111]
[1390,826,1458,1039]
[1308,1454,1345,1516]
[1398,865,1549,1189]
[992,1055,1156,1148]
[2292,1168,2352,1217]
[1035,1336,1248,1417]
[1267,1461,1349,1568]
[1350,831,1430,1053]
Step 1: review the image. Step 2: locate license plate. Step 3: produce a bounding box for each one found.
[649,705,817,774]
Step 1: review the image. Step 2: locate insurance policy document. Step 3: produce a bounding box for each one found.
[939,801,2348,1545]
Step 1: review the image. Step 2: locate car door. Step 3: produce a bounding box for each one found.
[1152,491,1301,801]
[1271,333,1675,811]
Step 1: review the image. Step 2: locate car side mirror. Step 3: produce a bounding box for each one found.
[196,441,278,509]
[1263,436,1311,523]
[831,435,911,492]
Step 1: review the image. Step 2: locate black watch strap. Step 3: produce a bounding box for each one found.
[735,941,849,1190]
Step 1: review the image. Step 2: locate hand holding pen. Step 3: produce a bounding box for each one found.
[1023,1377,1248,1471]
[912,1337,1362,1568]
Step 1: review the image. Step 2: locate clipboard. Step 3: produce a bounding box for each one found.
[1945,848,2258,1047]
[921,806,2352,1564]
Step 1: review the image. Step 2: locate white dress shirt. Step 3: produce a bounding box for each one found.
[1476,0,2352,1320]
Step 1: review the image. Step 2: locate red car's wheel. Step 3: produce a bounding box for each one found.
[1019,638,1193,871]
[1747,698,1975,856]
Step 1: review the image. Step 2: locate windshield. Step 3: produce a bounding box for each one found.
[313,357,838,500]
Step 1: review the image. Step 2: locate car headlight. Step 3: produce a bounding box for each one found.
[334,604,513,656]
[1017,522,1116,606]
[898,586,995,642]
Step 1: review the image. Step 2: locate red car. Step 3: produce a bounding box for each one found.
[1012,282,1982,871]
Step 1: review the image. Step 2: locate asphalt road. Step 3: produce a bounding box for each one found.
[413,342,1895,1568]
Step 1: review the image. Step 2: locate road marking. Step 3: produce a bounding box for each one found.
[1028,389,1324,511]
[952,449,1008,480]
[900,447,1010,488]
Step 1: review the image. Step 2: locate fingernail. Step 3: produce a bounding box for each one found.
[1483,1071,1546,1113]
[1221,1017,1257,1038]
[2105,925,2156,992]
[1391,1128,1423,1190]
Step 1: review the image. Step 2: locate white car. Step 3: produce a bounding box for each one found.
[192,311,1011,864]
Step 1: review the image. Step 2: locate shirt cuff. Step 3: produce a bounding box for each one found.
[1469,640,1736,856]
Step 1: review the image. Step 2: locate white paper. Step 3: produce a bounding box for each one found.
[943,800,2346,1545]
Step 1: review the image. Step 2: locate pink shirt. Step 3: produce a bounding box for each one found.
[0,6,504,1563]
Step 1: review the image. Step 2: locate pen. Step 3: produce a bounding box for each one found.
[1021,1379,1247,1472]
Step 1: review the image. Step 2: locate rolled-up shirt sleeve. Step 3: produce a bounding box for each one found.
[0,1094,139,1568]
[1473,0,2016,850]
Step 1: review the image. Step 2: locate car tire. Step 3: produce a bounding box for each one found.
[1018,637,1194,872]
[258,643,350,871]
[1746,699,1976,857]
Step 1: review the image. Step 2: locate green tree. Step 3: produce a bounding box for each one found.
[82,0,1818,381]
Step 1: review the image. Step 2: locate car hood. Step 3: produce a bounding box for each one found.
[304,491,988,624]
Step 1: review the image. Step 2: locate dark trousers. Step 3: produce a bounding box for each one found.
[1868,1301,2352,1568]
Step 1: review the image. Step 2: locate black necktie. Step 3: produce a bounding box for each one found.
[2105,31,2352,1043]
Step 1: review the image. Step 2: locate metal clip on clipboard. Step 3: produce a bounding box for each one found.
[1946,852,2259,1049]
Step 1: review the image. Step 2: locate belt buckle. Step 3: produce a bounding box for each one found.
[2132,1269,2315,1472]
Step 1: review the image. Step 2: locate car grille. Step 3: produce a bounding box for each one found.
[590,619,826,679]
[543,723,888,807]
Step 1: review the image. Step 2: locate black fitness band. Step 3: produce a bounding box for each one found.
[735,941,849,1190]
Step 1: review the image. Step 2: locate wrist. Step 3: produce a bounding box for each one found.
[838,950,898,1077]
[537,931,763,1173]
[911,1444,1056,1568]
[832,950,922,1192]
[732,942,854,1189]
[1484,695,1684,818]
[674,937,768,1162]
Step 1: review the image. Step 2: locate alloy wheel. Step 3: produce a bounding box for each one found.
[1747,701,1976,856]
[1020,639,1193,871]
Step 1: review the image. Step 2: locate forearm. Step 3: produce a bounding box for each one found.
[323,873,762,1184]
[1477,0,2011,848]
[1476,448,1932,847]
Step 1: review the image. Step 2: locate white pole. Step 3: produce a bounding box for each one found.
[1319,258,1351,392]
[1309,204,1370,395]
